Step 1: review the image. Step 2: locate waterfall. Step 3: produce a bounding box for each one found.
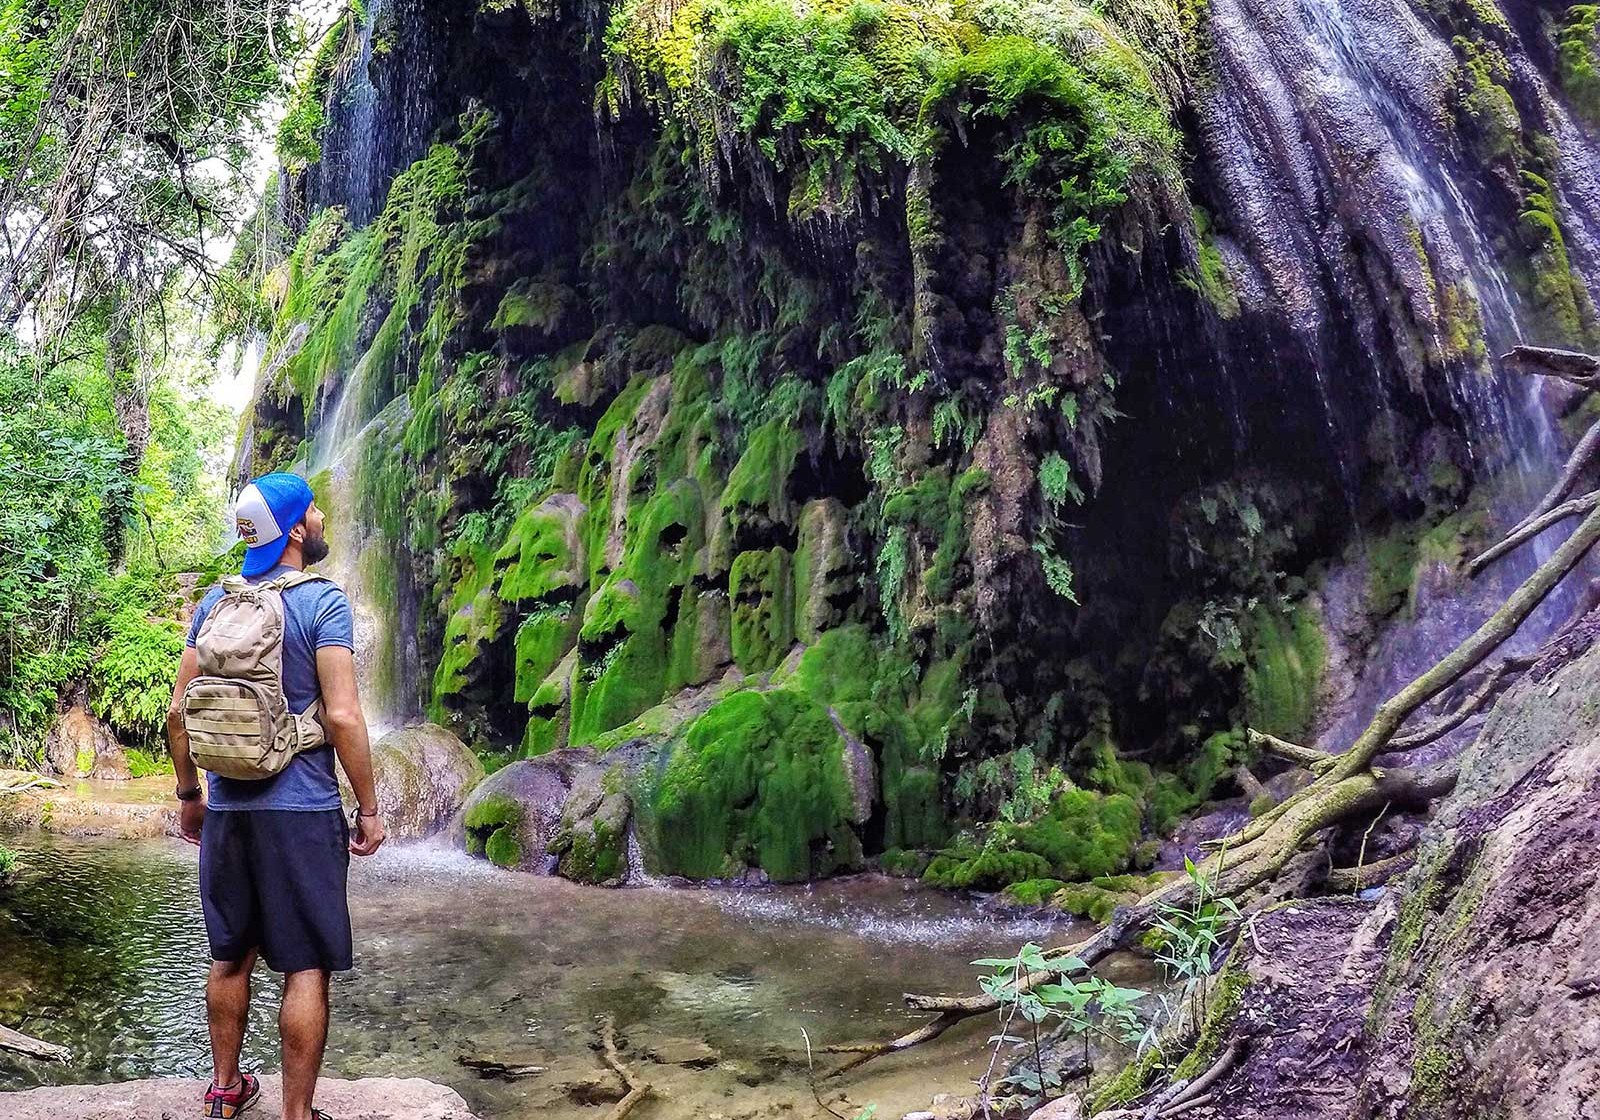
[1198,0,1600,747]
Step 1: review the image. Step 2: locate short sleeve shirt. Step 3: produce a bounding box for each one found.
[186,564,354,811]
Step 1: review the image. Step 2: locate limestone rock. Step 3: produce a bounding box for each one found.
[548,763,632,885]
[341,723,485,839]
[643,1037,721,1068]
[0,1075,480,1119]
[45,700,125,780]
[795,498,856,642]
[455,749,598,872]
[1027,1097,1083,1120]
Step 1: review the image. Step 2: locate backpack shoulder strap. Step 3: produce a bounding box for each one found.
[266,570,334,591]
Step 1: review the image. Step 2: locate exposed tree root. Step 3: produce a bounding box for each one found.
[597,1015,650,1120]
[1388,655,1532,752]
[1325,851,1414,893]
[0,776,64,795]
[1233,765,1266,801]
[834,499,1600,1080]
[1246,730,1334,774]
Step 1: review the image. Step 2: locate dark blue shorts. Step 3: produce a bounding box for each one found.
[199,809,353,973]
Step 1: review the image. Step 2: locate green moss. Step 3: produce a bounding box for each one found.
[1241,602,1325,741]
[465,793,524,867]
[878,847,932,877]
[924,788,1141,890]
[1451,37,1521,165]
[483,828,522,868]
[730,547,796,671]
[924,845,1053,889]
[1518,170,1596,345]
[1088,1044,1164,1112]
[720,419,803,547]
[1002,877,1066,906]
[643,688,860,881]
[557,817,624,883]
[1560,5,1600,125]
[1180,205,1239,319]
[1170,966,1250,1080]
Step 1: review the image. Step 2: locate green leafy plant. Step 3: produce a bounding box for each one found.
[1152,851,1241,1028]
[973,941,1147,1110]
[0,845,18,883]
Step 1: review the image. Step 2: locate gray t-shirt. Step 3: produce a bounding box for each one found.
[186,564,354,811]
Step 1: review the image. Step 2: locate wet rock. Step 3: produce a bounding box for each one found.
[342,723,485,839]
[548,763,632,885]
[1028,1098,1084,1120]
[644,1037,721,1068]
[561,1072,628,1105]
[795,498,857,642]
[455,748,597,872]
[0,1075,481,1119]
[46,699,125,780]
[830,711,877,825]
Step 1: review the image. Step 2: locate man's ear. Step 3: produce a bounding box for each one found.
[289,520,307,543]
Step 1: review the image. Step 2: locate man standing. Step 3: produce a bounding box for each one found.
[168,471,385,1120]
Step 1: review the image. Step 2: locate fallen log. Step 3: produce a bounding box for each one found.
[0,1024,70,1063]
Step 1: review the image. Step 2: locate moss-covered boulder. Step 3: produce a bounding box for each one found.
[341,723,486,839]
[548,765,632,885]
[639,687,865,882]
[925,788,1143,890]
[456,750,594,871]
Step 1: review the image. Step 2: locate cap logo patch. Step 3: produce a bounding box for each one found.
[233,482,284,549]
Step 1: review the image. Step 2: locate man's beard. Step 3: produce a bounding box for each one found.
[302,529,330,565]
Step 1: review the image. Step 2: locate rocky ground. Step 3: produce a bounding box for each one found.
[0,1075,481,1119]
[0,769,178,839]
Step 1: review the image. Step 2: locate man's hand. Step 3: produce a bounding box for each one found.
[179,798,205,845]
[350,812,385,857]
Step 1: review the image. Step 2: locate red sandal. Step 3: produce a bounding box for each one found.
[203,1072,260,1118]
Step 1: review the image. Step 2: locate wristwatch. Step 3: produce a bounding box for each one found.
[175,784,203,802]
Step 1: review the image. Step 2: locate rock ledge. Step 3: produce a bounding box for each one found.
[0,1074,482,1119]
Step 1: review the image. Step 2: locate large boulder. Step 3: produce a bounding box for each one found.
[455,749,598,872]
[547,763,632,885]
[339,724,484,840]
[44,700,125,780]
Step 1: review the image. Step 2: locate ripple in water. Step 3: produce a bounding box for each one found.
[0,833,1070,1117]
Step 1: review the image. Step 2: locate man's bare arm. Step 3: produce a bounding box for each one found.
[316,645,384,855]
[167,647,205,844]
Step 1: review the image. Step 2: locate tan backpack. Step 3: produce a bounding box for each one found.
[182,571,331,780]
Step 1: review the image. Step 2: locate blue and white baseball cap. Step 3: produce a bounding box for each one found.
[234,472,316,577]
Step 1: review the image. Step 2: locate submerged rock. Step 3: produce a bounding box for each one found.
[0,1075,481,1119]
[342,723,485,839]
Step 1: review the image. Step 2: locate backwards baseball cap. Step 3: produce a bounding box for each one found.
[235,472,316,578]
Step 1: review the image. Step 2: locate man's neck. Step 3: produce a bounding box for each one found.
[278,545,306,571]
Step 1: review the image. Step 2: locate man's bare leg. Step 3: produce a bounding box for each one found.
[280,968,330,1120]
[206,950,258,1089]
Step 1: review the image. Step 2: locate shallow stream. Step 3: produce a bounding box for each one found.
[0,831,1097,1118]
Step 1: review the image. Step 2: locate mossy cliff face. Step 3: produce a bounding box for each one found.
[237,0,1600,884]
